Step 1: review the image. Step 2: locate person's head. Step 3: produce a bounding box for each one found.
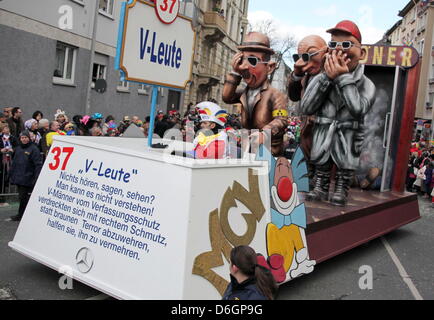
[105,115,115,123]
[90,126,102,136]
[12,107,22,120]
[123,116,131,123]
[25,119,39,132]
[326,20,366,72]
[3,107,12,118]
[230,246,277,300]
[32,111,43,121]
[50,121,60,132]
[1,124,10,135]
[237,32,276,89]
[294,35,327,76]
[39,118,50,131]
[157,111,165,121]
[19,130,31,145]
[196,101,228,134]
[55,109,67,123]
[64,122,75,132]
[91,113,104,123]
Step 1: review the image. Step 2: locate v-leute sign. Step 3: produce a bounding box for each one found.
[116,0,195,89]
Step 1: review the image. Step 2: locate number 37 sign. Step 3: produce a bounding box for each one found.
[116,0,195,89]
[155,0,180,24]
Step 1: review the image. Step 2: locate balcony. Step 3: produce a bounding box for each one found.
[197,64,221,89]
[202,11,227,44]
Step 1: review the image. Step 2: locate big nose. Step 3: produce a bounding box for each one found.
[239,57,250,70]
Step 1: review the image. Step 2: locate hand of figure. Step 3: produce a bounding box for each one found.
[324,51,350,80]
[231,52,244,74]
[293,63,305,77]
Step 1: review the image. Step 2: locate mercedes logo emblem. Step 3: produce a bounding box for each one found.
[76,248,94,274]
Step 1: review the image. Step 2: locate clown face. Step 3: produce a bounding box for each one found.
[271,157,299,215]
[238,51,275,89]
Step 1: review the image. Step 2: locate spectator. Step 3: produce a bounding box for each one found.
[6,107,24,139]
[44,121,65,155]
[3,107,12,119]
[7,130,43,221]
[25,119,42,150]
[222,246,278,300]
[103,115,116,135]
[0,124,17,207]
[32,111,44,122]
[118,116,131,134]
[54,109,68,130]
[64,122,76,136]
[90,126,103,136]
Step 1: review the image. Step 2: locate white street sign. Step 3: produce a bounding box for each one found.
[117,0,195,89]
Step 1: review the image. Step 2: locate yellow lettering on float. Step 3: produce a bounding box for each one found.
[401,47,413,67]
[387,47,397,66]
[360,46,370,64]
[372,46,384,65]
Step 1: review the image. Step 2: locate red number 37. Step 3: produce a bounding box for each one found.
[49,147,74,171]
[160,0,177,13]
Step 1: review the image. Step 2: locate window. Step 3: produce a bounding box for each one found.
[53,42,77,85]
[99,0,114,16]
[91,63,107,88]
[419,39,425,56]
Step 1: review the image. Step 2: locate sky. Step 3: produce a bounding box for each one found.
[248,0,411,45]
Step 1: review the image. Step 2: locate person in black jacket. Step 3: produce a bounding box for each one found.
[8,130,43,221]
[222,246,278,300]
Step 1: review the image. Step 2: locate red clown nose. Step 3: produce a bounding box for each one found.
[277,177,293,202]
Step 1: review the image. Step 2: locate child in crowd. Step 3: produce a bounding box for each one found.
[222,246,278,300]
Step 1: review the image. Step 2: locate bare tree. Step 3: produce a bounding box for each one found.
[248,19,297,82]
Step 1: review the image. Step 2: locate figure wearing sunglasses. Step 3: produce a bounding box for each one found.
[300,20,376,207]
[223,32,289,157]
[288,35,327,103]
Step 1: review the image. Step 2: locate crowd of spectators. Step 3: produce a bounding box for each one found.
[406,141,434,207]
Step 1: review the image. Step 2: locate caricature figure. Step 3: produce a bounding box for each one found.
[222,32,289,157]
[256,146,316,283]
[300,21,376,206]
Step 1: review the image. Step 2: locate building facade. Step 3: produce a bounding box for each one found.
[180,0,249,115]
[0,0,184,121]
[385,0,434,124]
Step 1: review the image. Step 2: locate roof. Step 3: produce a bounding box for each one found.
[399,0,419,17]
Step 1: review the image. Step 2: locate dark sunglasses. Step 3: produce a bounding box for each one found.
[292,49,325,63]
[243,56,268,67]
[328,41,359,50]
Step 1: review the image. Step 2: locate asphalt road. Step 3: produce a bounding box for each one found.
[0,198,433,300]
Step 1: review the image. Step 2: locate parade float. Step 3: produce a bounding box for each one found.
[9,0,420,300]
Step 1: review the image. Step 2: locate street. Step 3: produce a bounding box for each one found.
[1,198,432,300]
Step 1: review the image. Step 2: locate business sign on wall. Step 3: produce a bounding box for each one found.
[116,0,195,89]
[361,45,419,68]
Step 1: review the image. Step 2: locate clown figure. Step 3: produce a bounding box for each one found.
[193,102,229,160]
[256,146,316,283]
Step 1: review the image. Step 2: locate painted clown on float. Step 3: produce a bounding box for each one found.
[256,145,316,283]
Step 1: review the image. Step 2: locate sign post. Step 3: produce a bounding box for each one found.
[115,0,195,146]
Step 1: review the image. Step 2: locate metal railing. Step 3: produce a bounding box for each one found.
[0,152,17,197]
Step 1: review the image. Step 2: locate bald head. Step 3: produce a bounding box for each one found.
[298,35,327,53]
[294,35,327,76]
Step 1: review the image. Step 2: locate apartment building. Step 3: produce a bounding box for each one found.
[181,0,249,114]
[0,0,181,121]
[386,0,434,124]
